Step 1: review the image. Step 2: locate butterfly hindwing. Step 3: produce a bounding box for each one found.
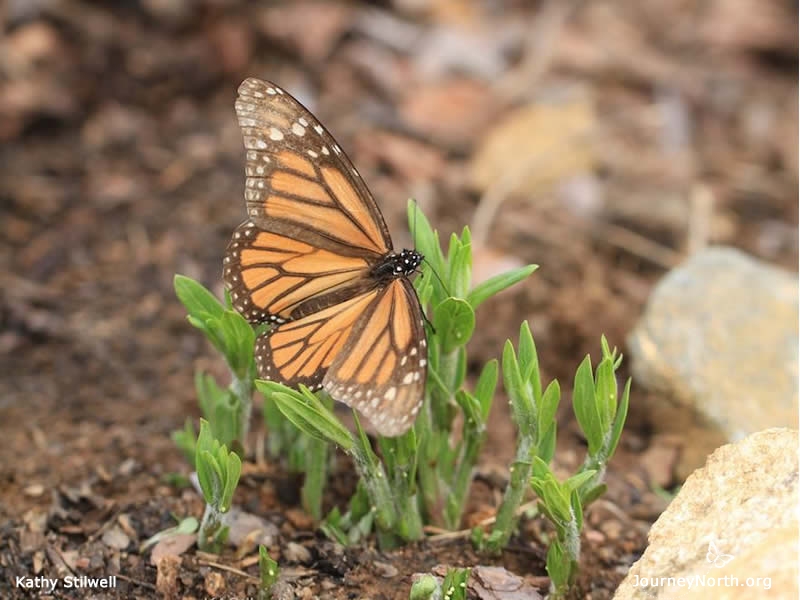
[255,289,382,389]
[323,278,427,437]
[236,78,392,258]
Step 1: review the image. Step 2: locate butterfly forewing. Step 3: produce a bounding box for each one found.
[323,279,427,437]
[236,78,392,258]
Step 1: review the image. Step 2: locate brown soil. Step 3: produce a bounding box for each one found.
[1,1,796,599]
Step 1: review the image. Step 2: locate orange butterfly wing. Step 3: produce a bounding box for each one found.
[224,78,427,436]
[225,221,375,323]
[324,278,426,436]
[235,78,392,258]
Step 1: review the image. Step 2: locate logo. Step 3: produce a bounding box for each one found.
[706,541,734,568]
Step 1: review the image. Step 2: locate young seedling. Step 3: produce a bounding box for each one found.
[483,321,559,553]
[531,337,629,597]
[258,544,280,600]
[194,419,242,553]
[174,275,255,452]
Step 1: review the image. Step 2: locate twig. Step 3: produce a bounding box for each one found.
[115,573,157,591]
[197,559,260,582]
[426,500,539,544]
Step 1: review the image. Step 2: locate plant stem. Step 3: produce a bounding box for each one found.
[487,435,534,553]
[229,370,253,450]
[198,502,226,553]
[446,430,483,529]
[301,435,328,520]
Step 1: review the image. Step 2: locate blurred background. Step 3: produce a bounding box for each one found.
[1,0,797,531]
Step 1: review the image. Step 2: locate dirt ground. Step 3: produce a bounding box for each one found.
[1,1,796,599]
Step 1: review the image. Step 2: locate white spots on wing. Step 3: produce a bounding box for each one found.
[332,144,341,154]
[385,387,396,401]
[412,371,420,382]
[252,91,264,99]
[410,348,417,356]
[307,150,318,158]
[246,151,257,161]
[299,117,309,127]
[321,146,330,155]
[354,390,362,399]
[292,122,306,136]
[352,168,359,177]
[269,127,284,141]
[402,373,414,384]
[266,87,277,95]
[249,208,259,217]
[400,356,407,367]
[370,396,380,409]
[419,359,427,367]
[262,154,271,163]
[256,165,265,175]
[314,124,323,135]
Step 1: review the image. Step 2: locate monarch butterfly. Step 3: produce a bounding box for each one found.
[223,78,427,437]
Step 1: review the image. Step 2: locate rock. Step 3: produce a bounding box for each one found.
[628,247,798,479]
[204,571,225,596]
[101,526,130,550]
[613,428,798,600]
[284,542,312,564]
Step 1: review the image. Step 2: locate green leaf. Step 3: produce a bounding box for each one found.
[537,380,560,443]
[572,356,601,455]
[433,298,475,353]
[220,451,242,512]
[441,567,471,600]
[447,228,472,297]
[580,482,607,507]
[546,541,571,594]
[172,418,197,467]
[408,201,446,281]
[593,357,616,434]
[258,382,354,451]
[455,390,481,429]
[467,264,538,309]
[195,371,224,421]
[516,321,540,398]
[259,545,280,589]
[564,470,596,493]
[473,359,498,422]
[537,422,557,465]
[196,449,218,505]
[174,275,224,320]
[607,378,631,457]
